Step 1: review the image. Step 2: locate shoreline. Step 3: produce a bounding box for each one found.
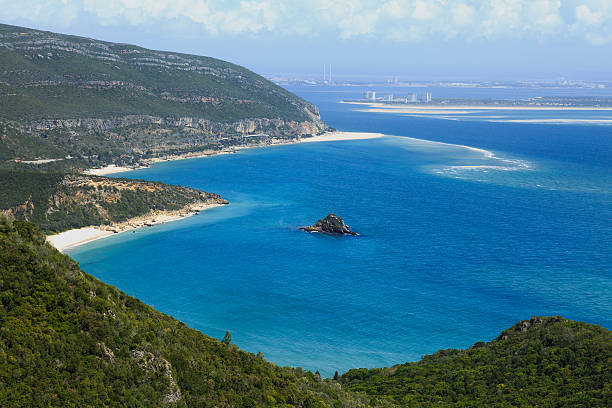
[343,101,612,112]
[84,131,385,175]
[47,202,224,252]
[56,131,384,250]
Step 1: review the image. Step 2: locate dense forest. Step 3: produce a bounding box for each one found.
[1,216,610,406]
[341,317,611,407]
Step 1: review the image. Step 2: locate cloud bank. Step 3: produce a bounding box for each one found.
[2,0,612,45]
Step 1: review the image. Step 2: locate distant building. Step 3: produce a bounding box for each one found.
[425,92,432,103]
[409,93,417,102]
[364,91,376,101]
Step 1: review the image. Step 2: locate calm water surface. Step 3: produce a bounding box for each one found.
[70,86,612,375]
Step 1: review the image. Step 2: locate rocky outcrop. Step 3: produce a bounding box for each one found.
[496,316,564,341]
[25,115,325,137]
[131,350,182,404]
[301,214,358,235]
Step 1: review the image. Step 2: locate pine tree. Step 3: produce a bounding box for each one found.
[221,330,232,345]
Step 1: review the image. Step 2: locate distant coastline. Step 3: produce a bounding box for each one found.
[344,101,612,112]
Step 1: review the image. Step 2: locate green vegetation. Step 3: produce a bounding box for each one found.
[0,219,610,407]
[0,170,226,233]
[0,25,316,123]
[0,217,381,407]
[341,317,611,407]
[0,23,326,169]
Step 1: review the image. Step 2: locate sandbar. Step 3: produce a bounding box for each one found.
[299,131,384,143]
[343,101,612,113]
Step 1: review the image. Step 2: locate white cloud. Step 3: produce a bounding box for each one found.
[575,4,602,25]
[1,0,612,45]
[452,3,476,27]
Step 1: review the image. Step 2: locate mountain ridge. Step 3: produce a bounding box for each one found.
[0,23,327,169]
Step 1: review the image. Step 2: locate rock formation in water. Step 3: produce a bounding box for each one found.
[300,214,358,235]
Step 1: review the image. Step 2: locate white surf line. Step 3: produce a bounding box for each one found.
[386,135,532,171]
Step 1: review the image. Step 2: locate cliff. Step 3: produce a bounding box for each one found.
[0,23,328,169]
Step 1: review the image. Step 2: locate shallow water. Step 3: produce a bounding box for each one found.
[70,87,612,376]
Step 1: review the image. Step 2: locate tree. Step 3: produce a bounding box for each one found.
[221,330,232,345]
[333,371,339,381]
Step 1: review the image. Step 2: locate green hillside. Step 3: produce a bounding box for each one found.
[1,219,610,407]
[0,216,380,407]
[0,24,318,122]
[341,317,611,407]
[0,170,227,233]
[0,24,326,168]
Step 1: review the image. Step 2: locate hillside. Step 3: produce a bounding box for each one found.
[0,23,327,169]
[341,317,611,407]
[1,218,610,407]
[0,216,381,407]
[0,170,227,233]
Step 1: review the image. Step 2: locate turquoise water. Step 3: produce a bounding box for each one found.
[70,87,612,376]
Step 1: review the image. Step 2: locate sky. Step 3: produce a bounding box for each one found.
[1,0,611,81]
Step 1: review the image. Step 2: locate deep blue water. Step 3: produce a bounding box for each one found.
[70,86,612,376]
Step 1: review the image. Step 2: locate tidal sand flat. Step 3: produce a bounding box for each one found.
[344,101,612,113]
[300,131,384,143]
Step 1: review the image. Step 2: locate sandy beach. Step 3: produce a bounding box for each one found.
[84,164,142,176]
[84,131,386,175]
[47,203,224,252]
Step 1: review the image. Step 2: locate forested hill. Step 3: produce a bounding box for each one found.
[341,316,611,407]
[0,216,381,407]
[0,169,227,233]
[0,23,327,169]
[0,216,610,406]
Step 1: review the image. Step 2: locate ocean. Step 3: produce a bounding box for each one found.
[69,86,612,376]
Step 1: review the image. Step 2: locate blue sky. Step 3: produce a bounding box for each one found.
[1,0,611,80]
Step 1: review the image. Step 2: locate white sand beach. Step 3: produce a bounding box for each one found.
[84,164,139,176]
[46,203,224,252]
[83,132,385,175]
[47,227,114,252]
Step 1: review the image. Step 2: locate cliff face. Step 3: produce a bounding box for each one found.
[0,23,327,167]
